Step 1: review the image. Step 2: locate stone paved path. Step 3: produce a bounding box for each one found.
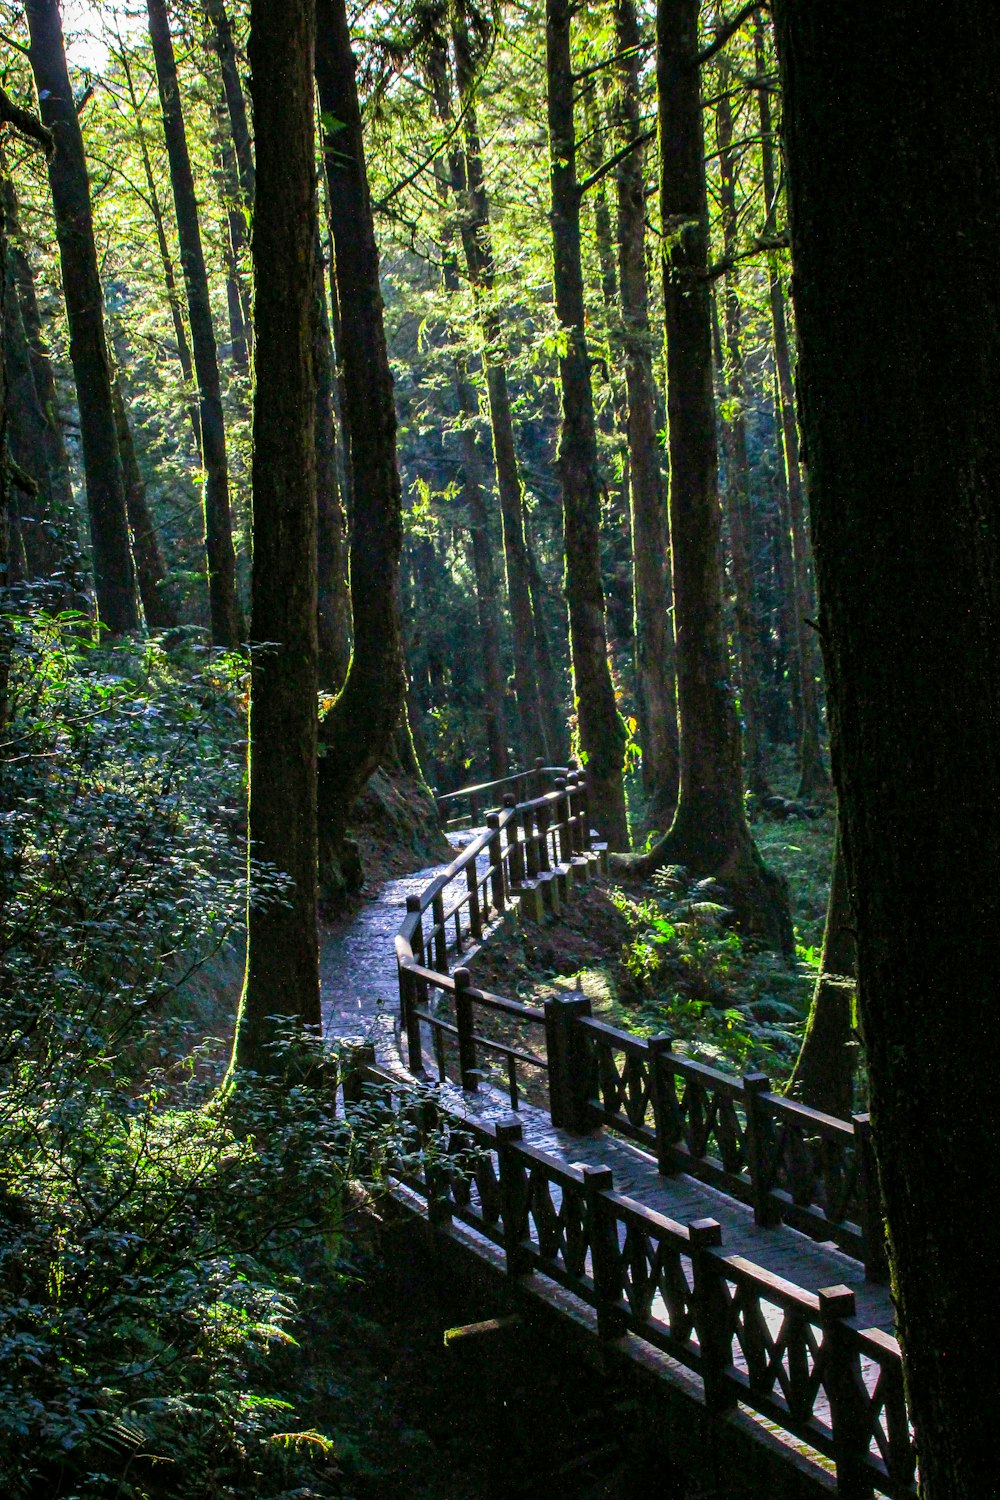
[319,830,489,1055]
[319,838,896,1337]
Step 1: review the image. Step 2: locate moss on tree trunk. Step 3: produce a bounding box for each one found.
[233,0,321,1075]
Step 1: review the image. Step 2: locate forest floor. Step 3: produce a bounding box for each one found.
[467,795,836,1086]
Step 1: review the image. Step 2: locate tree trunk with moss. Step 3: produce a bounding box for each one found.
[312,222,351,695]
[774,3,1000,1489]
[755,17,828,802]
[314,0,406,899]
[26,0,138,635]
[715,53,770,796]
[147,0,243,648]
[614,0,678,830]
[546,0,628,848]
[617,0,790,951]
[234,0,320,1075]
[787,831,855,1117]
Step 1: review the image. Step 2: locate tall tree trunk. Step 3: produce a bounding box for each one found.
[786,830,856,1117]
[312,219,351,694]
[525,524,570,764]
[546,0,628,848]
[203,0,255,204]
[315,0,406,897]
[210,97,250,372]
[714,52,770,796]
[614,0,678,829]
[451,3,549,766]
[773,3,1000,1491]
[1,176,78,531]
[146,0,244,648]
[25,0,139,634]
[621,0,790,951]
[111,372,178,629]
[426,39,509,781]
[234,0,320,1074]
[3,252,77,592]
[582,82,634,672]
[755,16,828,801]
[119,45,201,456]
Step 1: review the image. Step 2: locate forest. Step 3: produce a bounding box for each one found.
[0,1,996,1497]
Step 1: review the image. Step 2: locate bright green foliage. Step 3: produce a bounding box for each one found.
[0,615,406,1497]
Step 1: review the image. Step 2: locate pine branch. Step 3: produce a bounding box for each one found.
[696,2,768,69]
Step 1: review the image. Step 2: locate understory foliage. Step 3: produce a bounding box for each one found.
[0,615,399,1499]
[606,790,833,1076]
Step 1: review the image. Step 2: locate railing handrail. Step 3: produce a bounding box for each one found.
[346,1063,915,1499]
[395,766,885,1281]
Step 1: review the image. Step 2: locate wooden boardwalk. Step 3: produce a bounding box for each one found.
[320,832,892,1337]
[322,769,914,1497]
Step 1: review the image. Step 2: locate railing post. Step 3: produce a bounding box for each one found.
[495,1119,531,1277]
[522,802,540,879]
[577,776,591,851]
[688,1219,736,1414]
[543,993,593,1132]
[432,890,448,972]
[582,1164,627,1340]
[818,1287,875,1499]
[504,795,525,887]
[454,967,479,1092]
[486,812,506,911]
[465,858,483,941]
[648,1033,680,1174]
[853,1113,888,1282]
[742,1072,781,1227]
[470,789,480,826]
[534,756,545,796]
[565,773,582,855]
[536,799,552,872]
[555,777,573,864]
[400,963,425,1074]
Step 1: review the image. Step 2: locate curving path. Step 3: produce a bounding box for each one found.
[320,830,488,1056]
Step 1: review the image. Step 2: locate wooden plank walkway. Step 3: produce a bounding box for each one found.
[319,836,895,1338]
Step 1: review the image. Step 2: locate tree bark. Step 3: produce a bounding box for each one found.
[754,16,828,801]
[618,0,790,952]
[312,219,351,694]
[786,830,856,1117]
[111,372,178,630]
[234,0,320,1074]
[772,3,1000,1490]
[203,0,255,205]
[714,52,770,796]
[451,5,549,766]
[3,247,70,586]
[614,0,678,829]
[146,0,244,648]
[546,0,628,848]
[426,38,509,781]
[315,0,406,897]
[1,175,78,534]
[118,44,201,456]
[26,0,139,634]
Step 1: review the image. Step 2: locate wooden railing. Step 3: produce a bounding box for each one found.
[396,769,887,1283]
[347,1063,915,1500]
[434,758,575,831]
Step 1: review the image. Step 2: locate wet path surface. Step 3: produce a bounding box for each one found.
[319,830,489,1055]
[319,838,895,1338]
